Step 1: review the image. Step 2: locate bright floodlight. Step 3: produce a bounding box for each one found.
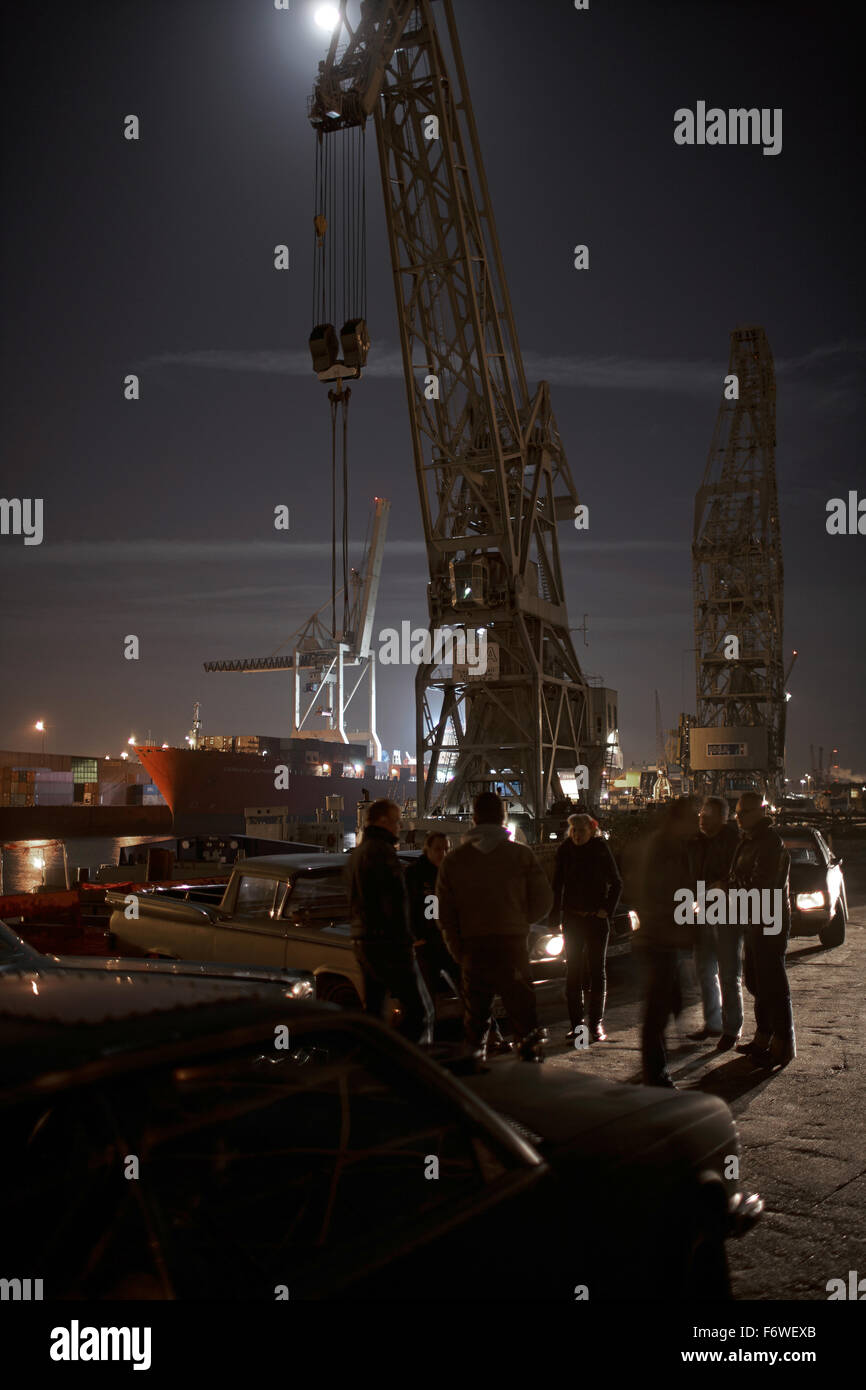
[128,736,136,745]
[35,720,44,731]
[314,4,340,31]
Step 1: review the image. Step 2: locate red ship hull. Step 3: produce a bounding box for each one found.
[136,745,415,832]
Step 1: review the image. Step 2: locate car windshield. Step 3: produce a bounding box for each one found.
[234,875,285,918]
[784,843,821,866]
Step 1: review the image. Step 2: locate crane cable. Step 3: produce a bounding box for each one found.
[328,384,351,640]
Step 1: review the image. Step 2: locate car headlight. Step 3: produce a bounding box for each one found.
[289,979,315,998]
[628,911,640,932]
[796,891,825,912]
[531,933,563,959]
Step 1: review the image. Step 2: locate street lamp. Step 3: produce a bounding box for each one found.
[34,720,46,755]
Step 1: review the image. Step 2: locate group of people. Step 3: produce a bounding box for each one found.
[634,790,796,1087]
[346,787,797,1086]
[348,790,551,1061]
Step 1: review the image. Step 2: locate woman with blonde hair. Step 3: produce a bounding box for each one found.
[549,814,622,1042]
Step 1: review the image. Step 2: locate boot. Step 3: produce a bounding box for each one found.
[516,1025,547,1063]
[768,1033,796,1068]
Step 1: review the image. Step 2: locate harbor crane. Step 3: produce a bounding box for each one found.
[308,0,610,836]
[203,497,390,759]
[691,325,786,803]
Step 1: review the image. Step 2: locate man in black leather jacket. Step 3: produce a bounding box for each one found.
[730,792,795,1069]
[347,799,432,1042]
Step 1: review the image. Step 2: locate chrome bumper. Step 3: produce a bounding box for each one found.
[728,1190,764,1237]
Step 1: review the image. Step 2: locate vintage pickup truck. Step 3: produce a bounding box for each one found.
[107,851,579,1011]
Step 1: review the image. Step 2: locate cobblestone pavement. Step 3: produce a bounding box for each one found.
[535,838,866,1301]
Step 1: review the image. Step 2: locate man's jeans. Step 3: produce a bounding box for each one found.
[694,924,744,1037]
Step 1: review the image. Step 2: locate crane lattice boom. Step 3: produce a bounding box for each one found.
[311,0,610,831]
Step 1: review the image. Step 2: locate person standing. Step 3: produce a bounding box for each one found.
[404,831,454,1000]
[436,791,553,1061]
[688,796,743,1051]
[347,798,433,1043]
[634,798,700,1088]
[731,791,795,1069]
[549,814,622,1042]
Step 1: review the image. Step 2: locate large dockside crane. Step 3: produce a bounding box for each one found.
[308,0,606,836]
[690,325,794,805]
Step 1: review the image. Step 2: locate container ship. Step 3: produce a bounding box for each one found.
[135,733,416,835]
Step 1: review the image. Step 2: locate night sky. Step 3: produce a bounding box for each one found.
[2,0,864,781]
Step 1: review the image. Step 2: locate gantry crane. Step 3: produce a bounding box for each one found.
[691,325,786,803]
[308,0,608,835]
[203,496,390,758]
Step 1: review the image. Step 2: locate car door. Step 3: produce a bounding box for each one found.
[208,873,291,967]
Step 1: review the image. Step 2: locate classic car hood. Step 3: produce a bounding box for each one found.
[462,1058,732,1156]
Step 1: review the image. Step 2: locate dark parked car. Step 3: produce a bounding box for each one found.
[781,826,848,947]
[0,965,760,1301]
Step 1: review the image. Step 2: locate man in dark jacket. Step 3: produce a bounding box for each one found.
[688,796,743,1051]
[436,791,553,1061]
[404,831,454,999]
[730,791,795,1068]
[549,814,622,1042]
[633,797,699,1088]
[347,798,432,1042]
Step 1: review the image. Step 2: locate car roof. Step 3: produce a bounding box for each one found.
[0,968,338,1098]
[231,853,349,875]
[234,850,421,875]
